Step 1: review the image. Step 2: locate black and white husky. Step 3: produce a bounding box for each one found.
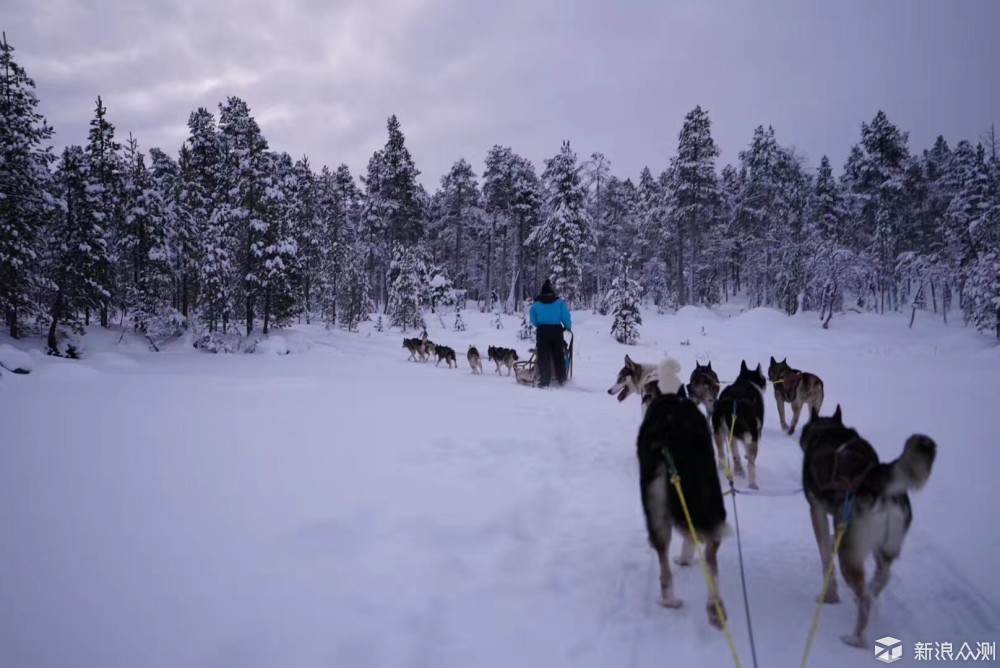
[799,405,936,649]
[636,375,730,629]
[711,360,766,489]
[608,355,683,415]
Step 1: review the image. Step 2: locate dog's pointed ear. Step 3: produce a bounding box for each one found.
[782,357,787,365]
[741,360,748,372]
[770,355,776,365]
[707,361,712,370]
[833,404,843,423]
[756,363,763,374]
[677,384,688,399]
[625,354,634,368]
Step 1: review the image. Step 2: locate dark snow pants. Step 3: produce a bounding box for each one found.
[535,324,567,387]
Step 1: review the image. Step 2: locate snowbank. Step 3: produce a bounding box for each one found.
[0,343,33,373]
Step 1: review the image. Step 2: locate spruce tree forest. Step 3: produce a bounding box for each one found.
[2,34,998,355]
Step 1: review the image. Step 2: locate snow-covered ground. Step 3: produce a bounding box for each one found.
[2,305,998,667]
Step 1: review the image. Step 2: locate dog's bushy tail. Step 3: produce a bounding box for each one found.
[656,358,683,393]
[886,434,936,495]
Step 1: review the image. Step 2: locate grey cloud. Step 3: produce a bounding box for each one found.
[5,0,998,187]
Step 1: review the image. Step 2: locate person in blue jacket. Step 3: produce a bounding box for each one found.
[529,278,572,387]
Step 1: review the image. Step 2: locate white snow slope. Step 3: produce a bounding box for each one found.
[1,305,998,668]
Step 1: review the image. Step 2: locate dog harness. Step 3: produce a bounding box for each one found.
[810,437,878,505]
[779,371,803,397]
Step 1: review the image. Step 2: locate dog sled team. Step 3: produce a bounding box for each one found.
[399,275,937,650]
[608,353,937,651]
[403,332,520,376]
[401,278,573,388]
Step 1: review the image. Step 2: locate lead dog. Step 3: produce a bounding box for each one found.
[799,405,936,648]
[636,364,730,630]
[768,356,824,435]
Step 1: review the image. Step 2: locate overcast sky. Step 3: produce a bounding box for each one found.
[6,0,998,188]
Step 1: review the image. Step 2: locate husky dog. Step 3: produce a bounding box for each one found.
[402,337,422,361]
[419,340,437,362]
[608,355,683,414]
[711,361,766,489]
[799,405,936,648]
[636,374,731,629]
[467,346,483,374]
[686,361,721,417]
[768,356,825,435]
[435,345,458,368]
[488,346,519,375]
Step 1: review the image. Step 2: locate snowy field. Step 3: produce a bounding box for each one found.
[2,305,999,667]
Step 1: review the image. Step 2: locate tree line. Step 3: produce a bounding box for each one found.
[2,33,998,354]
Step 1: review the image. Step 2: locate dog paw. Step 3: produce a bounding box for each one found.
[673,556,693,567]
[748,481,759,491]
[707,601,726,630]
[659,596,683,609]
[840,634,866,648]
[787,427,796,435]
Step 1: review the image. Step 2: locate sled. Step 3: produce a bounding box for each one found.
[513,329,574,387]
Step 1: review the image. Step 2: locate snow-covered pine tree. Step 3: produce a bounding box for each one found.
[518,298,534,340]
[772,147,811,315]
[427,265,459,313]
[718,164,742,300]
[0,33,56,337]
[216,96,270,335]
[735,126,781,308]
[82,96,123,327]
[804,156,854,325]
[600,175,639,312]
[581,152,612,308]
[635,167,668,308]
[336,246,373,332]
[386,245,424,331]
[258,151,300,333]
[734,126,809,311]
[149,147,189,318]
[45,146,109,352]
[181,108,223,322]
[119,135,170,333]
[360,117,423,306]
[843,111,911,313]
[953,143,1000,334]
[292,156,321,323]
[432,158,482,296]
[316,164,360,325]
[667,106,723,307]
[528,141,590,306]
[481,146,543,308]
[608,264,642,344]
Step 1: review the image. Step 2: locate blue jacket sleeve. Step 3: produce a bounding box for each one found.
[530,303,539,327]
[561,301,572,330]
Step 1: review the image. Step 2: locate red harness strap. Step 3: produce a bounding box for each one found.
[782,371,803,396]
[812,438,878,504]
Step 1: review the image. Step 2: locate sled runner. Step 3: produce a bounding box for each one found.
[514,329,574,387]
